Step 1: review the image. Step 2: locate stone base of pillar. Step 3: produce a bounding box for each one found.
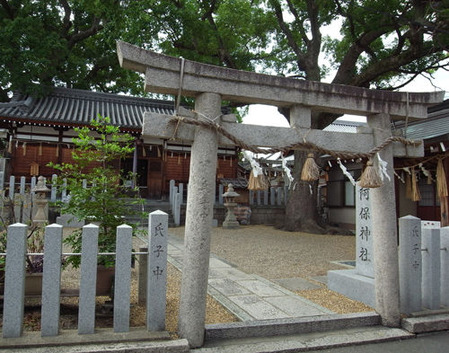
[222,220,239,229]
[328,269,375,308]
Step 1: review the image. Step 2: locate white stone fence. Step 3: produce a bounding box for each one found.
[3,175,60,202]
[1,175,101,226]
[169,179,288,226]
[0,211,168,338]
[399,216,449,314]
[3,174,144,204]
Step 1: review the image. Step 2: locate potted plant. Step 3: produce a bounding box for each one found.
[49,115,142,295]
[24,224,45,295]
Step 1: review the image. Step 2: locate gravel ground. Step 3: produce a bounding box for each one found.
[169,225,357,280]
[169,225,373,314]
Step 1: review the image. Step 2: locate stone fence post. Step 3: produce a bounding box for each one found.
[398,215,422,314]
[169,179,175,206]
[114,224,133,333]
[2,223,27,338]
[441,227,449,308]
[8,175,14,199]
[270,187,275,205]
[78,224,99,334]
[173,192,182,226]
[422,227,441,310]
[41,224,63,336]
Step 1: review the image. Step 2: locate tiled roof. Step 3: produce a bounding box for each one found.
[324,119,367,133]
[0,87,175,130]
[220,178,248,189]
[399,99,449,140]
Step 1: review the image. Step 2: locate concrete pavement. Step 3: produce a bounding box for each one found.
[292,331,449,353]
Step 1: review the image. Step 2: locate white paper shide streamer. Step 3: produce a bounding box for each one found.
[337,158,356,186]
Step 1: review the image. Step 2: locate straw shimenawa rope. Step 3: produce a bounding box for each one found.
[359,158,383,188]
[411,167,421,201]
[437,158,448,198]
[248,170,269,190]
[301,153,320,181]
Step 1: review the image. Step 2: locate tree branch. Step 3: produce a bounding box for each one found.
[352,41,438,87]
[58,0,72,36]
[67,16,103,48]
[201,6,237,68]
[201,0,218,21]
[304,0,322,80]
[269,0,307,72]
[285,0,309,46]
[333,27,392,85]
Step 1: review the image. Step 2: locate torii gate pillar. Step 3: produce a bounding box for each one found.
[178,92,221,347]
[368,113,401,327]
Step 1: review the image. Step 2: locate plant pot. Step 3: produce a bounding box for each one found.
[0,269,4,295]
[25,272,43,296]
[96,266,115,296]
[0,272,43,296]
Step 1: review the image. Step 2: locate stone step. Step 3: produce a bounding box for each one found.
[0,329,189,353]
[3,339,189,353]
[402,312,449,333]
[204,312,381,340]
[197,325,414,353]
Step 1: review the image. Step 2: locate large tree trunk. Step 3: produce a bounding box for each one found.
[281,110,340,233]
[283,150,325,233]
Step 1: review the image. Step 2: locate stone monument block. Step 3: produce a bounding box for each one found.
[147,210,168,331]
[327,185,375,307]
[398,215,422,314]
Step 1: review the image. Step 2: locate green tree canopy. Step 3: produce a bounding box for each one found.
[0,0,148,100]
[0,0,274,101]
[2,1,447,103]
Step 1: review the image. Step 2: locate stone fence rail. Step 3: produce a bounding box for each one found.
[0,211,168,338]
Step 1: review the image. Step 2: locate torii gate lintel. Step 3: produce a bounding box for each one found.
[117,40,443,120]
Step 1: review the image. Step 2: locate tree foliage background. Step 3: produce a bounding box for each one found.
[2,0,448,103]
[1,0,448,231]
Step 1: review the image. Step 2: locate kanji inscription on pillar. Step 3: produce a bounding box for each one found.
[147,210,168,331]
[356,185,374,278]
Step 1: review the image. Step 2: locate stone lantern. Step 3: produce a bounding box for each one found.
[32,176,50,224]
[222,183,240,229]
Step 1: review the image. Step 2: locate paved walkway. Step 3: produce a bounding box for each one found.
[167,234,334,321]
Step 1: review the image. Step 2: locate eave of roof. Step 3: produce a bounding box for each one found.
[0,87,175,131]
[397,99,449,140]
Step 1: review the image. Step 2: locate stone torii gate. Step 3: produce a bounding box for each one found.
[117,41,443,348]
